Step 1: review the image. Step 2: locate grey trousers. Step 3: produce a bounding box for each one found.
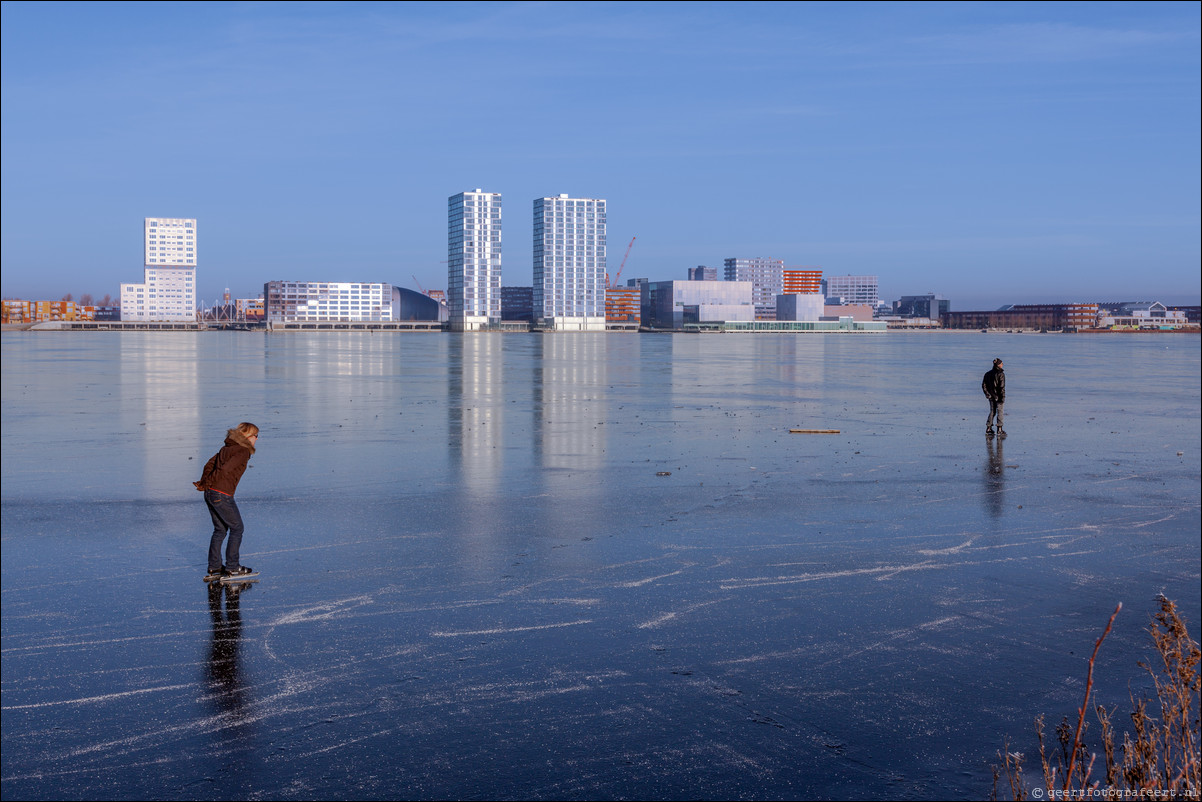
[987,399,1004,431]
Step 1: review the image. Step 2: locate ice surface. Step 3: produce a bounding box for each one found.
[2,331,1199,799]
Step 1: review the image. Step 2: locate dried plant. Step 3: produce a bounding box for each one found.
[993,596,1201,800]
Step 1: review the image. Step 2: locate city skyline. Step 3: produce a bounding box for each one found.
[2,2,1199,311]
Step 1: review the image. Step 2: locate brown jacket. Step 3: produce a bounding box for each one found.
[194,429,256,496]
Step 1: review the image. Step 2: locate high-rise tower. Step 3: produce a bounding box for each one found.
[533,194,607,331]
[121,217,197,321]
[448,189,502,331]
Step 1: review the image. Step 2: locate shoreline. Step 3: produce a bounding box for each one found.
[3,321,1198,335]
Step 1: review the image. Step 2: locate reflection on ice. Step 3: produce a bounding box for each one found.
[984,434,1006,519]
[206,582,250,723]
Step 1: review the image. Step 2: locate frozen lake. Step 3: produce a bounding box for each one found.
[2,331,1199,800]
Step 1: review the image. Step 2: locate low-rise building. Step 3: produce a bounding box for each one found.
[501,286,533,322]
[236,298,265,322]
[265,281,394,322]
[1096,301,1190,329]
[641,280,754,330]
[2,300,95,322]
[894,294,949,319]
[942,303,1098,330]
[775,293,824,321]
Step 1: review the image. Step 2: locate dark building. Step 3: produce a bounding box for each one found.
[894,294,950,318]
[501,286,533,322]
[394,286,444,321]
[687,266,718,281]
[941,303,1097,330]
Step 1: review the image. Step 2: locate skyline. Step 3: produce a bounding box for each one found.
[2,1,1199,311]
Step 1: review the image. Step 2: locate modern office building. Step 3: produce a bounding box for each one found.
[264,281,397,322]
[893,294,950,319]
[723,258,784,319]
[501,286,534,322]
[641,280,754,330]
[783,268,823,295]
[776,293,824,322]
[121,217,197,321]
[448,189,502,331]
[688,266,719,281]
[533,194,607,331]
[826,275,879,307]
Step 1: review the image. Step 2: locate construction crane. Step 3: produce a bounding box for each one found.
[609,236,636,289]
[412,274,427,295]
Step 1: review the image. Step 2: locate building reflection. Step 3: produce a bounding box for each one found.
[447,334,504,505]
[120,333,200,502]
[259,333,453,492]
[534,335,608,535]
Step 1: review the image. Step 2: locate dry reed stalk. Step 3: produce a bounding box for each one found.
[992,596,1201,801]
[1064,602,1122,789]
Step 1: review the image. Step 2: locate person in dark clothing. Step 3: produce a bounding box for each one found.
[982,358,1006,437]
[195,422,259,579]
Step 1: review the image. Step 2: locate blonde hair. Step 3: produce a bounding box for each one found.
[235,422,259,437]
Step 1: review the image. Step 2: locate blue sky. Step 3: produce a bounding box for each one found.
[2,1,1199,310]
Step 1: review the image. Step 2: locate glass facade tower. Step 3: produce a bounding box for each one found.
[533,194,607,331]
[448,189,502,330]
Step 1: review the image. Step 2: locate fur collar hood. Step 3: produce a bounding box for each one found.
[225,428,257,454]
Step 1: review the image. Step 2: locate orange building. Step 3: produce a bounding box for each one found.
[2,300,96,323]
[783,268,822,295]
[1064,303,1098,329]
[605,286,640,327]
[2,300,31,323]
[236,298,266,321]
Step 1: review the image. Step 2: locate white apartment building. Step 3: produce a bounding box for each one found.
[724,257,784,320]
[264,281,394,322]
[826,275,879,307]
[120,217,197,321]
[448,189,502,331]
[145,217,196,266]
[533,194,607,331]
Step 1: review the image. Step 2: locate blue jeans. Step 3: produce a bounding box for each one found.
[205,490,245,572]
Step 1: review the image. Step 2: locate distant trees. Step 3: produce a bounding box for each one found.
[27,292,117,307]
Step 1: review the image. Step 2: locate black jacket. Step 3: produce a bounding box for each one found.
[982,367,1005,402]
